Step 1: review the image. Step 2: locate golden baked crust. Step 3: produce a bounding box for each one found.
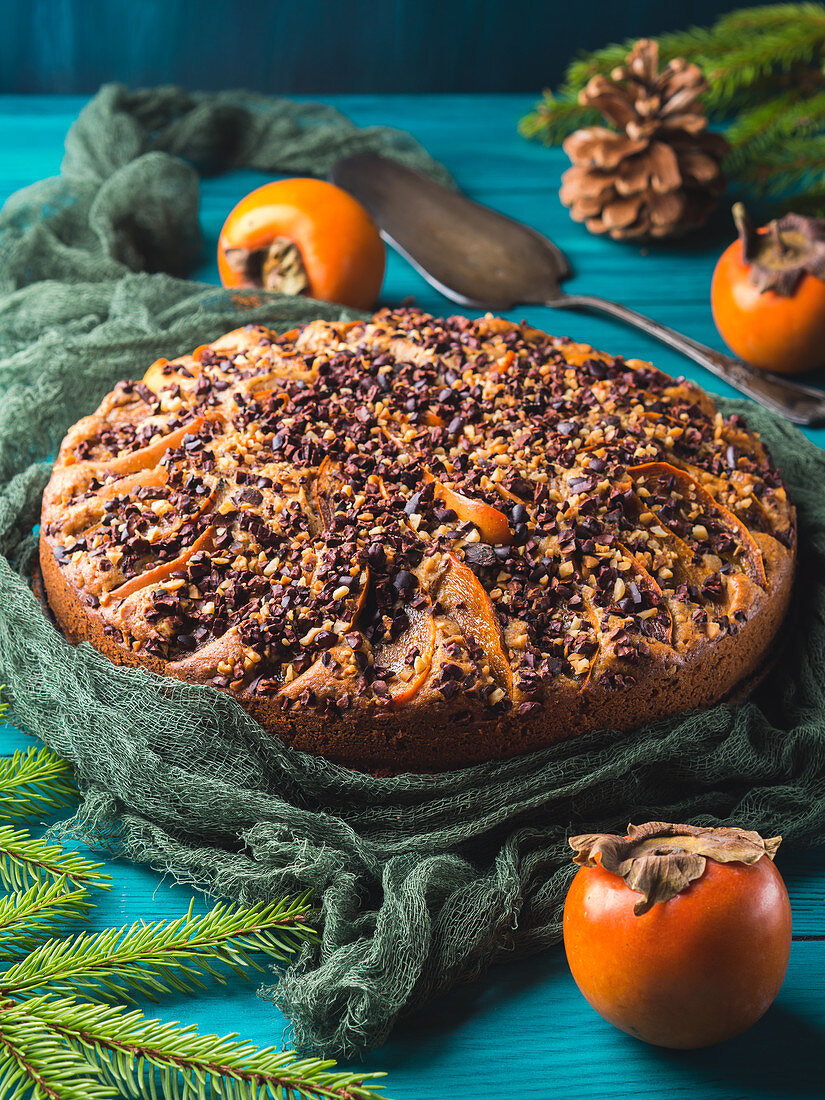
[40,309,796,773]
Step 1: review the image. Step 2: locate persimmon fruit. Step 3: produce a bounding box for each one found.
[435,553,513,695]
[711,204,825,375]
[563,823,792,1049]
[218,178,385,310]
[374,608,437,707]
[423,472,512,545]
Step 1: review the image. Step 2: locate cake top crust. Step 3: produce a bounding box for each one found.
[41,308,795,722]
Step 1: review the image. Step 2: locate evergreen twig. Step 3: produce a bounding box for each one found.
[23,997,386,1100]
[0,728,388,1099]
[0,896,314,1004]
[0,825,109,892]
[0,879,93,959]
[0,1007,114,1100]
[519,3,825,212]
[0,746,79,823]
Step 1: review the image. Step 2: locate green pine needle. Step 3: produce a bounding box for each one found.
[0,895,314,1004]
[0,1004,116,1100]
[0,825,110,893]
[519,3,825,213]
[0,746,79,823]
[0,748,388,1100]
[0,878,93,959]
[517,94,600,145]
[21,997,386,1100]
[736,133,825,196]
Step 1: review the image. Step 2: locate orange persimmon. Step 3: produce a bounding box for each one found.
[711,204,825,374]
[217,178,385,310]
[563,822,791,1049]
[423,471,512,545]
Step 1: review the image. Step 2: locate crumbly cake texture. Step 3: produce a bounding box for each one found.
[40,308,796,773]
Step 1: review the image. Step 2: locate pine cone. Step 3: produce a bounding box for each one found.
[560,39,729,240]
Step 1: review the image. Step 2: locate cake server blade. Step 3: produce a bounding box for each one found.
[331,153,825,426]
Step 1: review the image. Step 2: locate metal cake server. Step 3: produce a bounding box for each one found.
[331,153,825,426]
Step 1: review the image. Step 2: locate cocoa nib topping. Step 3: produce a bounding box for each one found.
[51,306,792,716]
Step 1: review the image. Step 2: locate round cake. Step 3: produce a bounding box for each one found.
[40,308,796,772]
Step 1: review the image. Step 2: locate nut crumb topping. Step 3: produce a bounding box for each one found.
[42,308,796,723]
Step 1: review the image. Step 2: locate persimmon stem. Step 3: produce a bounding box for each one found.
[569,823,781,916]
[731,203,825,296]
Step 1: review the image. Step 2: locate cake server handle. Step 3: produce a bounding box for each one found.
[555,291,825,427]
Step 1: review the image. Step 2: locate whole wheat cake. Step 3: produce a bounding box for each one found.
[40,308,796,773]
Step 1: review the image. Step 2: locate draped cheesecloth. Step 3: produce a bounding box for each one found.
[2,85,825,1057]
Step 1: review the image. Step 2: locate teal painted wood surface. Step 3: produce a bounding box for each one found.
[0,1,769,95]
[2,93,825,1099]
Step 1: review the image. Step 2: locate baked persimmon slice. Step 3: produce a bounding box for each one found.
[574,592,607,693]
[489,349,516,375]
[374,608,437,708]
[496,482,532,507]
[241,388,289,410]
[434,553,512,695]
[348,566,371,630]
[96,466,168,502]
[142,357,182,394]
[60,467,169,538]
[312,456,345,532]
[628,461,767,588]
[671,457,776,537]
[84,417,208,477]
[101,524,215,606]
[278,643,360,703]
[613,544,674,646]
[424,472,512,545]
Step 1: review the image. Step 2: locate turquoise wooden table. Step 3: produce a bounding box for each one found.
[2,94,825,1099]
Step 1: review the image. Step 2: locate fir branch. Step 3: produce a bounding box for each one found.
[0,825,109,893]
[0,879,93,960]
[21,997,387,1100]
[725,91,825,173]
[0,896,314,1004]
[0,752,393,1100]
[519,4,825,212]
[0,1004,115,1100]
[697,7,825,110]
[517,94,600,145]
[0,747,78,823]
[564,4,825,112]
[736,133,825,206]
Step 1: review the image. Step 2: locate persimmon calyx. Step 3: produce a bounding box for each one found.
[222,237,310,295]
[733,202,825,297]
[569,821,782,916]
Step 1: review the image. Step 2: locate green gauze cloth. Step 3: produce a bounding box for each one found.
[2,85,825,1059]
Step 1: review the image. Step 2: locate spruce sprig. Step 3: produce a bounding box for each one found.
[519,3,825,210]
[0,1007,114,1100]
[0,897,314,1004]
[0,747,78,823]
[0,825,109,892]
[20,998,386,1100]
[0,878,93,959]
[0,739,389,1099]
